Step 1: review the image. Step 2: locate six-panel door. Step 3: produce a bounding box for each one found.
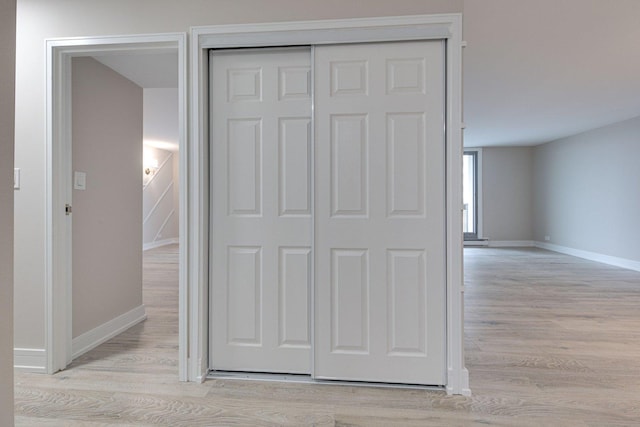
[209,41,446,385]
[314,41,446,385]
[210,48,312,374]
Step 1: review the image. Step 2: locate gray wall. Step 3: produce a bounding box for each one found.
[533,116,640,262]
[14,0,462,360]
[0,0,15,422]
[72,57,143,338]
[481,147,534,241]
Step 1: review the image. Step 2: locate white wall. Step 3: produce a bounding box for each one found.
[143,88,179,249]
[481,147,533,242]
[72,57,143,338]
[14,0,462,358]
[143,146,178,248]
[533,115,640,262]
[144,88,178,148]
[0,0,15,422]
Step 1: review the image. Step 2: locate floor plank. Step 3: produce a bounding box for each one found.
[14,245,640,426]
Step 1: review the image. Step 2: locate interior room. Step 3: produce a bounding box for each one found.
[1,0,639,425]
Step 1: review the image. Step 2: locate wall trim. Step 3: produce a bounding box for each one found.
[14,348,47,373]
[535,242,640,272]
[488,240,535,248]
[143,181,174,225]
[144,237,179,251]
[464,240,489,247]
[45,33,188,380]
[152,210,176,244]
[72,305,147,360]
[143,150,173,190]
[194,15,455,48]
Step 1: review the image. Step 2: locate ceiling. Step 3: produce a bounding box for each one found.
[94,52,180,151]
[93,52,178,89]
[463,0,640,147]
[92,0,640,148]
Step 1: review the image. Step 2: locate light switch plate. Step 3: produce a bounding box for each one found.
[14,168,20,190]
[74,171,86,190]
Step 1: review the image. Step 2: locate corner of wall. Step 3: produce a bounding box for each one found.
[72,305,146,360]
[530,116,640,263]
[534,241,640,273]
[1,0,16,422]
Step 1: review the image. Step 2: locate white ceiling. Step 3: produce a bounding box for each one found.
[93,52,178,89]
[91,1,640,148]
[463,0,640,147]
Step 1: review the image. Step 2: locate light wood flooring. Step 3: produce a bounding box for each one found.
[14,245,640,426]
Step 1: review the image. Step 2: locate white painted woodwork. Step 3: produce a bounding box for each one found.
[45,34,189,380]
[210,48,312,374]
[194,15,464,392]
[314,41,446,385]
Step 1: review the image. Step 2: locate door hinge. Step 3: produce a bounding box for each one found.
[65,204,72,215]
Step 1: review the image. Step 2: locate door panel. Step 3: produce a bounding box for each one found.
[279,118,311,216]
[314,41,446,385]
[331,248,369,353]
[331,114,368,216]
[227,118,262,215]
[278,247,311,347]
[210,48,311,374]
[226,246,262,346]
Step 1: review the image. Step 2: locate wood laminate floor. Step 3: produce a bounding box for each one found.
[14,245,640,426]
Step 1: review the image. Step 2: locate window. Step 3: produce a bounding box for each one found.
[463,150,481,240]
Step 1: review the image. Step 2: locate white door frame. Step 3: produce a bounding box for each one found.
[45,33,189,380]
[191,14,469,395]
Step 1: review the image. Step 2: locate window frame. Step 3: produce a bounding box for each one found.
[463,148,482,240]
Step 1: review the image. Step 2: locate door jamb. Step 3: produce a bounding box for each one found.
[45,33,189,380]
[191,14,469,394]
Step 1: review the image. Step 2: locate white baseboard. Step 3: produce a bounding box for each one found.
[14,348,47,373]
[488,240,535,248]
[446,367,471,396]
[535,242,640,273]
[72,305,147,359]
[464,240,489,247]
[143,237,178,251]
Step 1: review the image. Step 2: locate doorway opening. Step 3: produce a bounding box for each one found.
[68,53,181,370]
[45,34,188,380]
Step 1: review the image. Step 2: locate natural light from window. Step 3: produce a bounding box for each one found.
[463,151,476,238]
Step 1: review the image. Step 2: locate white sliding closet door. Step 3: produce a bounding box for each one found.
[210,48,312,374]
[314,41,446,385]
